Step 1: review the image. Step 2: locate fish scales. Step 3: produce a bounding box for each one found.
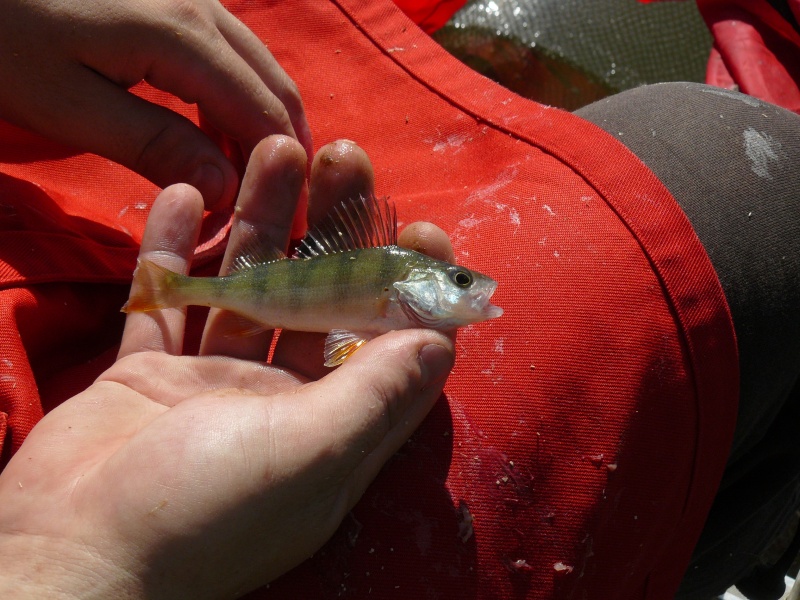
[173,248,417,333]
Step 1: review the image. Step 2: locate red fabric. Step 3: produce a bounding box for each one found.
[698,0,800,113]
[391,0,467,33]
[643,0,800,112]
[0,0,738,598]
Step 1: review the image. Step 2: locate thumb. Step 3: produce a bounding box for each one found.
[290,329,455,505]
[11,65,239,209]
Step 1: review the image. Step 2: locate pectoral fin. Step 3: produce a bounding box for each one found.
[324,329,371,367]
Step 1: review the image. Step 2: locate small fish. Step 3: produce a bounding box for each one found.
[123,196,502,366]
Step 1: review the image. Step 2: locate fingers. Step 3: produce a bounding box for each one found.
[0,0,312,209]
[214,7,314,163]
[0,56,241,209]
[118,184,204,358]
[307,140,375,226]
[140,12,303,160]
[113,1,312,202]
[398,221,456,264]
[200,135,307,359]
[271,140,375,378]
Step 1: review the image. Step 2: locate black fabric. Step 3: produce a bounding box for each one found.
[737,511,800,600]
[576,82,800,599]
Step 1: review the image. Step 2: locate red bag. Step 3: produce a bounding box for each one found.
[392,0,467,33]
[0,1,738,597]
[699,0,800,113]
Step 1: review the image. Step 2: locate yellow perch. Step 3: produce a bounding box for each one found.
[123,196,502,366]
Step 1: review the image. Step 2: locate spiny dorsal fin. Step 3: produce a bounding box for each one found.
[229,238,287,274]
[294,195,397,259]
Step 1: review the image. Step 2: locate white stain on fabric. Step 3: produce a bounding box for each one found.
[542,204,555,216]
[432,133,469,154]
[458,216,485,229]
[743,127,782,180]
[465,166,518,206]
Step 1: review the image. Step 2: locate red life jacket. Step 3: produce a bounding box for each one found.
[0,1,738,597]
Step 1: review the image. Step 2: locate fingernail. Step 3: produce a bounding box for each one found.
[189,163,226,208]
[418,344,454,387]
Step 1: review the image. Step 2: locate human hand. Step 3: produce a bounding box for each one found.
[0,0,313,209]
[0,136,455,599]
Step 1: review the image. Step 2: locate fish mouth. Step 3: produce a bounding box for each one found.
[472,282,502,320]
[482,303,503,319]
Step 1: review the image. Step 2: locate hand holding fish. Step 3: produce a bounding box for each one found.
[0,137,469,598]
[0,0,312,208]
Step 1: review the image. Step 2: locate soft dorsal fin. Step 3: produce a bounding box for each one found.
[229,237,287,274]
[294,195,397,259]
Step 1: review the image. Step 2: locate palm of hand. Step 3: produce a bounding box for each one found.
[1,350,343,594]
[0,137,454,598]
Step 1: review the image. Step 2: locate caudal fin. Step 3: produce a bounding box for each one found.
[121,260,182,312]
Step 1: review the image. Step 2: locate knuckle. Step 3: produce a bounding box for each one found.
[165,0,211,29]
[281,78,303,108]
[262,94,295,135]
[364,380,399,436]
[362,359,420,434]
[133,118,201,185]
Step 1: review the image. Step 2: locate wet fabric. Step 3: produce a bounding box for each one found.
[0,1,738,598]
[433,0,712,110]
[397,0,800,115]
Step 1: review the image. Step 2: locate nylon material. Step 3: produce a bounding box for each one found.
[0,134,156,242]
[443,282,695,596]
[0,0,739,597]
[711,18,800,110]
[0,289,44,461]
[698,0,800,113]
[0,411,7,460]
[0,102,229,269]
[392,0,467,32]
[256,2,734,596]
[0,231,139,289]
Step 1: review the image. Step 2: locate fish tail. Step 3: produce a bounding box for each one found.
[121,259,184,313]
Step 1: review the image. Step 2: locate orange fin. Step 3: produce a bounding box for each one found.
[223,315,268,338]
[323,329,371,367]
[121,260,180,313]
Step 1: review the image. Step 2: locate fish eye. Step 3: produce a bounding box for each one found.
[449,268,473,288]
